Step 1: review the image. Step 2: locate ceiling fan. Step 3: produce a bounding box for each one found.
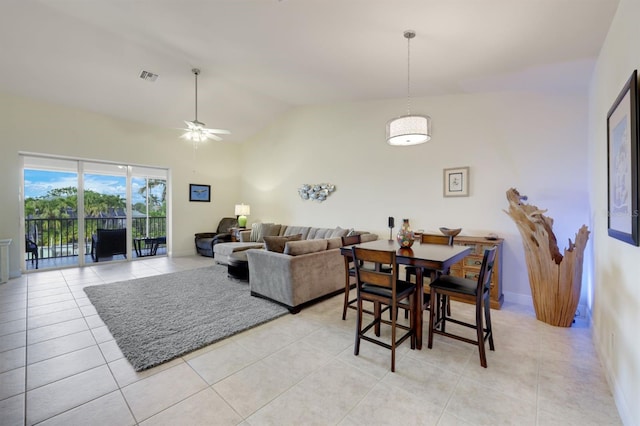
[181,68,230,144]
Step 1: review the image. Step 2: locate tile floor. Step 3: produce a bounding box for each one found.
[0,255,622,425]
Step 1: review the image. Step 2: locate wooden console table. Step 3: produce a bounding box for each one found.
[449,236,504,309]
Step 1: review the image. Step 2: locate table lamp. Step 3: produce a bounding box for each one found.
[235,204,250,228]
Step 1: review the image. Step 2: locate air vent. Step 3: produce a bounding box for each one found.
[139,70,158,82]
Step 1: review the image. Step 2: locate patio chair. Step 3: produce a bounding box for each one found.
[91,228,127,262]
[25,236,38,269]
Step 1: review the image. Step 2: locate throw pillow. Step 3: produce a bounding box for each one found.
[283,239,328,256]
[330,226,349,238]
[263,234,302,253]
[326,237,343,250]
[262,224,282,240]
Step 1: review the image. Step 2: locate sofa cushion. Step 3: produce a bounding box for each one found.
[326,237,343,250]
[330,227,349,238]
[282,226,311,240]
[283,239,328,256]
[264,234,302,253]
[306,227,348,239]
[307,228,335,239]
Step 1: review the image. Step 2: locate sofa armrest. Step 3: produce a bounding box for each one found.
[195,232,217,239]
[359,233,379,243]
[211,233,232,243]
[247,248,344,308]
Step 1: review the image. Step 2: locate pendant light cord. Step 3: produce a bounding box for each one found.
[193,69,199,122]
[404,30,416,116]
[407,33,411,116]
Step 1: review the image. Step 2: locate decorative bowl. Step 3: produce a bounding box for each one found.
[439,227,462,237]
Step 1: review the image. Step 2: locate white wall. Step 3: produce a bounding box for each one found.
[588,0,640,423]
[0,92,242,277]
[240,91,590,307]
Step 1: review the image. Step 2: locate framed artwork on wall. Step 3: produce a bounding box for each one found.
[607,69,639,246]
[443,167,469,197]
[189,184,211,202]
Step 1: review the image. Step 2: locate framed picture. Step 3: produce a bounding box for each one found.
[443,167,470,197]
[189,184,211,202]
[607,70,639,246]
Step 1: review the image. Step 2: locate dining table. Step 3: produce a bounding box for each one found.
[340,239,472,349]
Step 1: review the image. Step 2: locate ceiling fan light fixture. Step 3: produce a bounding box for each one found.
[181,68,230,146]
[386,30,431,146]
[182,120,208,143]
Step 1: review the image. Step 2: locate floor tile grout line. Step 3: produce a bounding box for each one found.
[23,270,92,425]
[27,267,132,426]
[79,259,201,425]
[12,256,619,425]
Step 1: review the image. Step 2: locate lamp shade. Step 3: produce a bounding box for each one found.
[386,115,431,146]
[235,204,250,227]
[234,204,250,216]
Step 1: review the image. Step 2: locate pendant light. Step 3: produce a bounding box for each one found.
[386,30,431,146]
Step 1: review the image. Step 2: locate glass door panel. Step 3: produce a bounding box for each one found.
[23,157,80,270]
[130,166,167,258]
[83,162,128,263]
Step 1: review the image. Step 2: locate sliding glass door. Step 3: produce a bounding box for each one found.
[22,155,169,271]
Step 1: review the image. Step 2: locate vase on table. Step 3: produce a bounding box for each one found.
[396,219,414,247]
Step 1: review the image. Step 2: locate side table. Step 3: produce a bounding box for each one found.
[229,227,247,242]
[134,237,165,257]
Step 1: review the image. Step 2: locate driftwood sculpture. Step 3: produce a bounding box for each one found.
[505,188,590,327]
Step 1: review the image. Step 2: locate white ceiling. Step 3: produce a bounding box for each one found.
[1,0,619,143]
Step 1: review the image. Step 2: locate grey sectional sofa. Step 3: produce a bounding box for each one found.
[213,223,377,313]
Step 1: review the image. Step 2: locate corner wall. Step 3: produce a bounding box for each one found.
[588,0,640,423]
[240,90,590,308]
[0,92,242,276]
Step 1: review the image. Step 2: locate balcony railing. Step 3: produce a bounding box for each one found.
[25,217,166,261]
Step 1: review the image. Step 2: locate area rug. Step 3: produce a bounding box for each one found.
[83,264,288,371]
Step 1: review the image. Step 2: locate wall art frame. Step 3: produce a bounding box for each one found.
[607,69,639,246]
[189,184,211,202]
[443,167,469,197]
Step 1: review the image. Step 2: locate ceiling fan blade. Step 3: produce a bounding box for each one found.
[204,128,231,135]
[206,133,223,141]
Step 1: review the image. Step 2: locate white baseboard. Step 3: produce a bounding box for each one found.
[593,328,632,425]
[503,291,532,307]
[503,292,587,320]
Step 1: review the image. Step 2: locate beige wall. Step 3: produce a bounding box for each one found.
[240,91,590,307]
[1,80,592,309]
[589,0,639,423]
[0,92,242,276]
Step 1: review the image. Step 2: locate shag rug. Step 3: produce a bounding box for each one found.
[83,264,288,371]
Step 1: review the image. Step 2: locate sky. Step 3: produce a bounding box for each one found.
[24,169,161,205]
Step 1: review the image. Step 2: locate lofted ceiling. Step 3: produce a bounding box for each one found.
[1,0,619,143]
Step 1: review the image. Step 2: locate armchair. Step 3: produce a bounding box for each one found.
[195,217,238,257]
